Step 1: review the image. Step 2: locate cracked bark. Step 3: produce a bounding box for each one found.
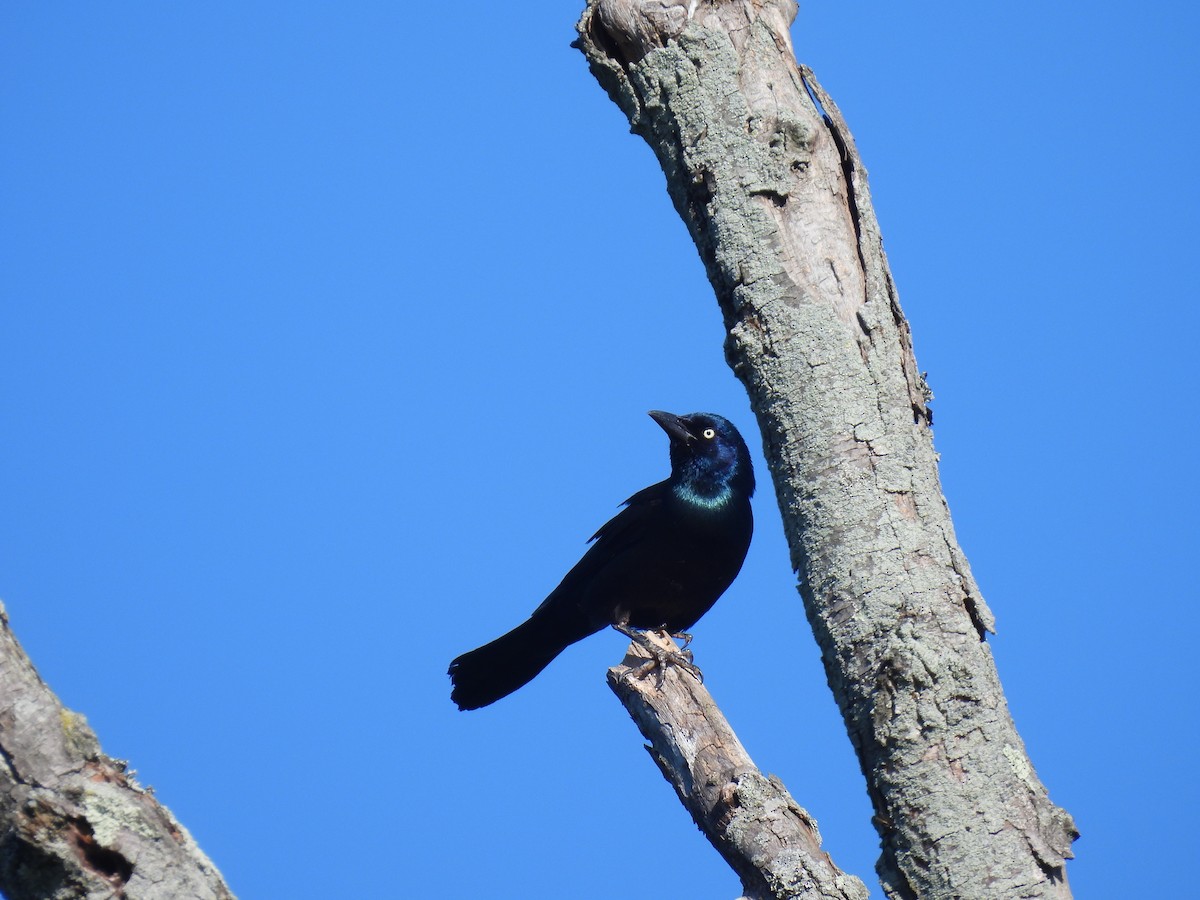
[610,633,868,900]
[0,602,234,900]
[577,1,1078,897]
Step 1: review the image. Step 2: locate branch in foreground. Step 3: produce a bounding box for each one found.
[0,602,234,900]
[610,634,867,900]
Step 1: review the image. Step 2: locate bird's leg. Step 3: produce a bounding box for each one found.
[613,623,704,684]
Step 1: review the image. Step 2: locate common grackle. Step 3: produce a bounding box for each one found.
[449,410,754,711]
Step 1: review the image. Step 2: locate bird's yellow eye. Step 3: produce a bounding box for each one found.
[702,428,716,439]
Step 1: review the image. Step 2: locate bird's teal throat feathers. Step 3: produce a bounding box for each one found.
[672,479,734,509]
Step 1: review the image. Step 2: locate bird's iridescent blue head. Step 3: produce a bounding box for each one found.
[649,410,755,506]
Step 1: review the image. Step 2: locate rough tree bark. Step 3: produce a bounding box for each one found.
[0,602,233,899]
[610,634,868,900]
[576,1,1078,898]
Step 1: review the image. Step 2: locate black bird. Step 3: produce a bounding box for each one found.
[449,410,754,711]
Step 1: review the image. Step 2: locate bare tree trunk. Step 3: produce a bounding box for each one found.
[575,2,1078,897]
[0,603,234,900]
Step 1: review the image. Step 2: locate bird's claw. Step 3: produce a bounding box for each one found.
[614,625,704,684]
[670,630,694,651]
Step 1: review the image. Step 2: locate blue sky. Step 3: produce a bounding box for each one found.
[2,3,1196,898]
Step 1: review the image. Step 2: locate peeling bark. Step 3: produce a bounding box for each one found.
[609,634,867,900]
[577,2,1077,896]
[0,602,234,900]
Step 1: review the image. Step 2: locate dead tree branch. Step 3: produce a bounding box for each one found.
[610,634,867,900]
[0,602,233,900]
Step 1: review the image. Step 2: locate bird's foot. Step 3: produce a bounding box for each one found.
[613,625,704,684]
[670,630,694,651]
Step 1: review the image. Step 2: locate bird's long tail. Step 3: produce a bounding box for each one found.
[449,609,597,710]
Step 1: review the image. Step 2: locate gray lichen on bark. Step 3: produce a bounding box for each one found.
[0,602,234,900]
[577,1,1078,897]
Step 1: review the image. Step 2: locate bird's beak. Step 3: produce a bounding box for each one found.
[648,410,693,444]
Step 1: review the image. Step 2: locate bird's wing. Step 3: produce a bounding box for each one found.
[531,481,670,620]
[586,481,669,549]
